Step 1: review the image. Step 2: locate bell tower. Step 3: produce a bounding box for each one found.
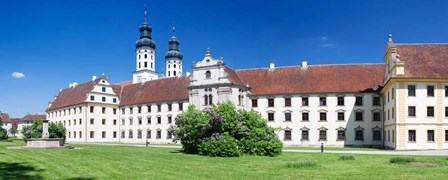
[133,6,159,83]
[165,25,183,77]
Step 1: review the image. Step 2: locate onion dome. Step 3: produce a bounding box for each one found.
[165,35,183,60]
[136,8,156,49]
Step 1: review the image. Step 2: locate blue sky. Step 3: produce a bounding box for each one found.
[1,0,448,117]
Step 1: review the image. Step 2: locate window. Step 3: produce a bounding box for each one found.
[252,99,258,107]
[90,95,94,101]
[157,105,161,112]
[427,106,434,117]
[302,97,309,106]
[129,130,133,139]
[147,117,151,124]
[121,108,125,114]
[168,116,172,124]
[334,112,343,121]
[79,118,82,125]
[392,88,395,99]
[268,98,274,107]
[355,96,363,106]
[113,98,117,103]
[102,119,106,125]
[408,106,416,117]
[74,131,76,138]
[319,130,327,141]
[301,130,309,140]
[302,112,309,121]
[90,118,94,125]
[146,130,151,139]
[156,130,161,139]
[205,71,211,79]
[68,132,71,138]
[319,97,326,106]
[102,87,106,92]
[102,97,106,102]
[178,103,183,111]
[373,112,381,121]
[445,86,448,97]
[355,112,363,121]
[319,112,326,121]
[79,131,82,138]
[427,85,434,97]
[446,130,448,142]
[284,98,291,107]
[337,97,344,106]
[284,130,292,140]
[168,104,172,111]
[102,107,106,114]
[90,106,94,113]
[427,130,435,142]
[284,113,291,122]
[138,130,142,139]
[408,130,416,142]
[130,107,133,114]
[138,118,142,125]
[147,105,151,113]
[102,131,106,138]
[113,119,117,125]
[268,113,274,121]
[90,131,94,138]
[355,130,364,141]
[144,54,147,59]
[337,130,345,141]
[204,95,213,105]
[113,131,117,138]
[138,106,142,113]
[373,96,380,106]
[388,130,390,142]
[167,131,172,139]
[408,85,416,96]
[121,131,125,138]
[446,107,448,117]
[157,116,161,124]
[373,130,381,141]
[121,119,125,125]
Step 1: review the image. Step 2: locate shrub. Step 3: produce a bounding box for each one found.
[0,128,8,140]
[287,160,319,168]
[338,154,355,160]
[390,157,415,164]
[21,121,66,142]
[173,101,283,157]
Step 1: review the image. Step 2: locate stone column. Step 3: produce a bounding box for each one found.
[42,120,49,139]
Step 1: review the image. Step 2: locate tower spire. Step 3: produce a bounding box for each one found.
[144,5,148,22]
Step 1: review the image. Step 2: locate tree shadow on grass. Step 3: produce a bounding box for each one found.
[66,177,96,180]
[169,149,184,154]
[0,162,44,179]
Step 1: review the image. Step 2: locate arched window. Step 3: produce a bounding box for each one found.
[139,62,141,68]
[168,71,170,76]
[204,95,208,105]
[205,71,211,79]
[168,64,170,69]
[151,63,153,69]
[138,54,141,59]
[174,71,177,76]
[174,64,176,68]
[144,54,147,59]
[144,62,147,68]
[208,95,213,105]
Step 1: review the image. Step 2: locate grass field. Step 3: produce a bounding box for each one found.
[1,140,447,179]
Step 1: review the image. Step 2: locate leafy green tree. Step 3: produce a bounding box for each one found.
[0,116,8,140]
[21,120,66,142]
[8,127,18,137]
[49,122,66,142]
[172,101,283,157]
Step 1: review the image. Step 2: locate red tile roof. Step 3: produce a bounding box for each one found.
[237,64,385,96]
[115,80,133,86]
[0,113,11,122]
[22,114,46,122]
[395,44,448,79]
[224,66,245,86]
[10,118,20,127]
[119,76,190,106]
[47,79,101,111]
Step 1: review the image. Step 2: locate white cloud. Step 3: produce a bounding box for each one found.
[320,36,328,40]
[12,72,25,79]
[321,43,333,47]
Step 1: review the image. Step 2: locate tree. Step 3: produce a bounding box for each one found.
[172,101,283,157]
[8,127,18,137]
[21,120,66,142]
[0,116,7,140]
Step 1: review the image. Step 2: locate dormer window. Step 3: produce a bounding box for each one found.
[205,71,211,79]
[102,87,106,92]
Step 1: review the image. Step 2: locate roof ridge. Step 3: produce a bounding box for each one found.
[396,43,448,45]
[236,63,385,71]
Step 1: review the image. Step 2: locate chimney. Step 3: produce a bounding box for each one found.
[92,75,97,81]
[269,62,275,69]
[302,60,308,67]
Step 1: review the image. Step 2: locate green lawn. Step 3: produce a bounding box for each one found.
[1,140,447,179]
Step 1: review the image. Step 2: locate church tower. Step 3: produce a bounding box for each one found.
[133,6,159,83]
[165,26,183,77]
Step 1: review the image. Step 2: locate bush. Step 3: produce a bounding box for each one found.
[173,101,283,157]
[286,160,319,168]
[0,128,8,140]
[338,154,355,160]
[390,157,415,164]
[21,121,66,142]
